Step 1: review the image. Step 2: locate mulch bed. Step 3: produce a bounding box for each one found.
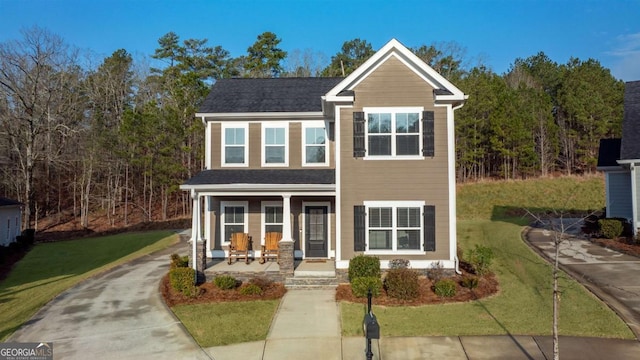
[160,274,287,307]
[590,237,640,258]
[161,270,498,308]
[335,272,499,306]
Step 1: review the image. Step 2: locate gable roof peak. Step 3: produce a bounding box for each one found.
[325,38,467,105]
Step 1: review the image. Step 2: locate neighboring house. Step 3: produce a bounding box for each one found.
[0,197,23,247]
[597,80,640,234]
[181,39,467,270]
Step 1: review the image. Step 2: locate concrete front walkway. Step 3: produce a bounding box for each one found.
[9,237,210,360]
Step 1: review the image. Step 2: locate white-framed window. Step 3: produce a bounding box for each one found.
[364,107,422,159]
[262,122,288,166]
[261,201,283,241]
[222,123,248,166]
[220,201,248,244]
[302,121,329,166]
[365,201,423,253]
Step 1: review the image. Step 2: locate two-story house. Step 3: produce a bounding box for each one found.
[181,39,467,273]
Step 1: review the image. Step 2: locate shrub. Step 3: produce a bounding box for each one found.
[350,276,383,298]
[388,258,410,269]
[384,268,419,300]
[170,253,189,269]
[249,276,273,290]
[426,261,445,282]
[169,267,198,297]
[599,218,625,239]
[433,279,457,297]
[461,276,479,289]
[214,275,238,290]
[466,245,494,275]
[239,284,263,296]
[348,255,380,280]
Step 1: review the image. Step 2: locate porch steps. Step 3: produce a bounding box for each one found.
[284,270,339,290]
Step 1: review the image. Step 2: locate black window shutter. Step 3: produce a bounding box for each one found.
[354,205,366,251]
[422,111,434,157]
[424,205,436,251]
[353,112,366,157]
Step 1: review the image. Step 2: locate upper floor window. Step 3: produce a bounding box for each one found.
[366,107,422,158]
[262,123,288,166]
[303,121,328,166]
[222,123,248,166]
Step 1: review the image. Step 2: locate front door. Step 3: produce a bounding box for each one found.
[305,206,328,258]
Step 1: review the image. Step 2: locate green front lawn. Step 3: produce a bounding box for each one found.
[0,230,176,340]
[341,175,634,339]
[172,300,280,347]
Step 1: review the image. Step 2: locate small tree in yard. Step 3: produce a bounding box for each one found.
[525,206,594,360]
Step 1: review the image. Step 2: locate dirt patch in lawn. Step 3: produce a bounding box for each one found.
[161,274,287,307]
[336,272,499,306]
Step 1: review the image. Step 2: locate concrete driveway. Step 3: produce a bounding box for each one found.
[526,226,640,338]
[9,236,210,360]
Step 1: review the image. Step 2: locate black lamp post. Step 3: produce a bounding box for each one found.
[363,288,380,360]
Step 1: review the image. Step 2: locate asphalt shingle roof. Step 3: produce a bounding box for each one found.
[621,81,640,160]
[597,138,622,167]
[198,78,344,113]
[183,169,335,186]
[0,197,23,207]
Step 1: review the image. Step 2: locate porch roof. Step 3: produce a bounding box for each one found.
[181,169,335,190]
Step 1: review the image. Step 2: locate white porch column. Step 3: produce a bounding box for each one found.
[190,189,201,271]
[281,194,292,241]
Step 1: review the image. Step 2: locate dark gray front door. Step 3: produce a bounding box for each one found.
[305,206,328,258]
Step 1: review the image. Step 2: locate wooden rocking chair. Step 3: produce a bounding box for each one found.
[259,232,281,264]
[228,232,251,264]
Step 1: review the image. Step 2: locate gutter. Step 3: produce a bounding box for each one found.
[454,255,462,275]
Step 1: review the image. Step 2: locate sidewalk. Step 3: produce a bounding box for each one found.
[204,290,640,360]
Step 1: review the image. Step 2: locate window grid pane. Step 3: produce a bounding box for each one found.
[368,206,421,251]
[366,111,420,156]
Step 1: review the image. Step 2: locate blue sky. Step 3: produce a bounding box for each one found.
[2,0,639,80]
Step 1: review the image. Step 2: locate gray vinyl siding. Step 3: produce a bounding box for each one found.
[607,172,633,220]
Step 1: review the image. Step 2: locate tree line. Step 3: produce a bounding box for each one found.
[0,27,624,228]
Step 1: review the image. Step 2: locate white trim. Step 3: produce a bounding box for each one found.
[205,196,212,253]
[631,164,638,234]
[204,118,212,169]
[302,120,330,167]
[617,159,640,165]
[221,123,249,167]
[334,104,351,263]
[220,201,248,245]
[363,106,424,159]
[446,104,457,263]
[261,122,289,167]
[363,200,425,253]
[302,201,332,259]
[261,200,284,247]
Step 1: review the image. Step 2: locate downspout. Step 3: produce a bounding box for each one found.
[454,255,462,275]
